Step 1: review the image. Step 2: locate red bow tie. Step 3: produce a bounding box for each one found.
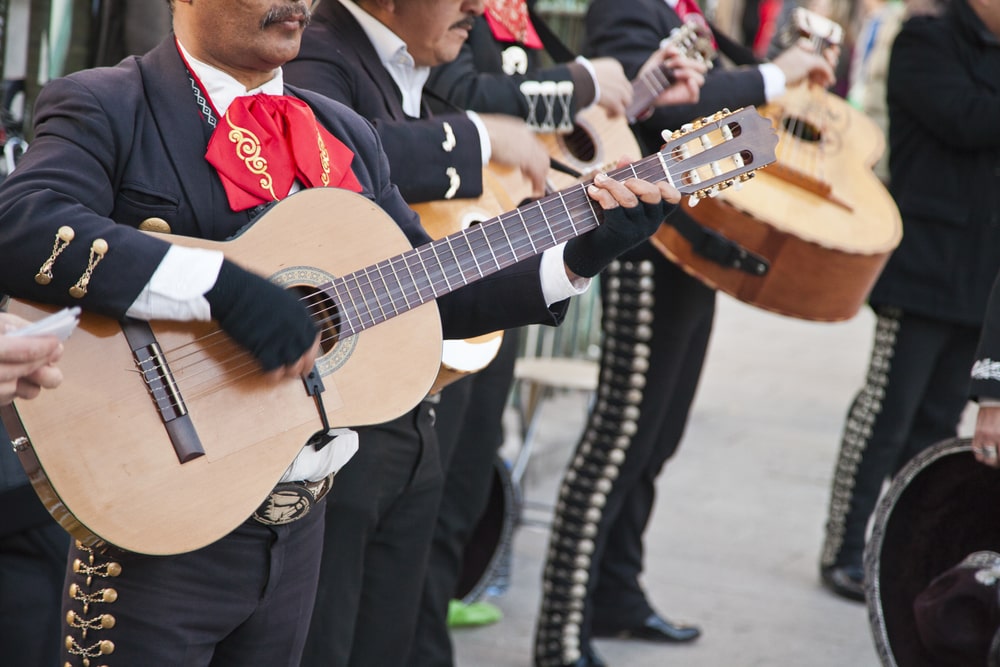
[206,94,362,212]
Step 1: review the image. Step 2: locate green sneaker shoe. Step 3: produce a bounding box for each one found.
[446,599,504,628]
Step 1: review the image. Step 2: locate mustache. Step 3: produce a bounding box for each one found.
[450,15,476,31]
[261,2,313,28]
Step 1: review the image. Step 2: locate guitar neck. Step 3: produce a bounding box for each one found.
[625,21,717,124]
[328,107,776,339]
[627,63,677,124]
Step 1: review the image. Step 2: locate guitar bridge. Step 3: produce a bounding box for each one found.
[121,318,205,464]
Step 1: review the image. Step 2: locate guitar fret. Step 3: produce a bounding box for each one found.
[428,241,453,293]
[494,218,516,267]
[514,207,538,258]
[651,66,672,89]
[417,243,448,298]
[581,184,601,225]
[391,255,417,309]
[637,74,659,97]
[329,279,359,337]
[472,224,501,273]
[339,273,372,333]
[443,236,462,287]
[554,191,575,239]
[456,231,485,281]
[408,246,435,301]
[360,265,390,323]
[404,250,436,303]
[352,275,377,330]
[373,260,401,323]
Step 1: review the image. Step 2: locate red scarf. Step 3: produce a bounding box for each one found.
[484,0,543,49]
[205,94,362,212]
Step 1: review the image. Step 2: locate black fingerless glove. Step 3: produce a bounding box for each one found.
[205,259,317,372]
[563,199,675,278]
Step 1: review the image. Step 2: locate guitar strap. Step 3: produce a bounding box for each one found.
[669,213,769,275]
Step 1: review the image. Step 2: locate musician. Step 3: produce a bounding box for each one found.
[0,0,678,664]
[822,0,1000,600]
[283,0,554,203]
[281,2,545,665]
[409,9,707,667]
[280,2,685,666]
[0,314,66,667]
[531,2,837,665]
[424,1,634,128]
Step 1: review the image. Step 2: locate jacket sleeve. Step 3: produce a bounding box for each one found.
[284,52,485,203]
[426,21,592,131]
[0,75,171,317]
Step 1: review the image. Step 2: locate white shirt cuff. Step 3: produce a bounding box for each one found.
[466,110,492,165]
[125,245,224,321]
[758,63,787,103]
[540,244,591,305]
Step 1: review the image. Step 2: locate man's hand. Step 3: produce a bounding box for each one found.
[563,161,681,279]
[205,259,320,381]
[588,57,633,118]
[638,45,708,109]
[480,114,550,198]
[771,39,839,89]
[973,404,1000,467]
[0,313,64,405]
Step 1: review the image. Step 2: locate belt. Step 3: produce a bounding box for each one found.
[252,473,335,526]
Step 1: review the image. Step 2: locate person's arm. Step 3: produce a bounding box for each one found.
[426,19,594,126]
[284,51,487,203]
[0,76,318,377]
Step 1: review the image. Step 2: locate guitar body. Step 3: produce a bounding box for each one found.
[5,188,442,555]
[3,107,777,554]
[538,107,644,192]
[655,87,902,322]
[409,164,532,393]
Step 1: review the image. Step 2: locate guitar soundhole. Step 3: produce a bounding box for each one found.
[781,116,822,143]
[562,124,598,163]
[292,286,340,355]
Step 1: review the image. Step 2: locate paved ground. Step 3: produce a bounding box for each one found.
[450,293,977,667]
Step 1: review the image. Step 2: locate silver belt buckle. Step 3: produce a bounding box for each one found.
[252,474,334,526]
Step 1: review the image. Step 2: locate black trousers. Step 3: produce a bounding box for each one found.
[534,247,715,667]
[408,331,521,667]
[62,502,326,667]
[0,487,70,667]
[820,307,979,570]
[301,402,441,667]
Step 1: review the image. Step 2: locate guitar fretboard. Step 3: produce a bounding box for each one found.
[323,106,773,338]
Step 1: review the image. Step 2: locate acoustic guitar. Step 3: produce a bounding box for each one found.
[540,20,717,192]
[654,7,903,322]
[410,165,534,393]
[2,107,776,555]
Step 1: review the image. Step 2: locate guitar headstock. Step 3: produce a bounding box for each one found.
[783,6,843,49]
[662,18,717,68]
[657,107,778,202]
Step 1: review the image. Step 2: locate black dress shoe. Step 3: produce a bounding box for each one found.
[592,612,701,643]
[820,564,866,602]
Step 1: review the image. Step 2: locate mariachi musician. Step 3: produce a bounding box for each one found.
[531,1,838,665]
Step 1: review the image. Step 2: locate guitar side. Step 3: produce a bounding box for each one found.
[5,188,443,555]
